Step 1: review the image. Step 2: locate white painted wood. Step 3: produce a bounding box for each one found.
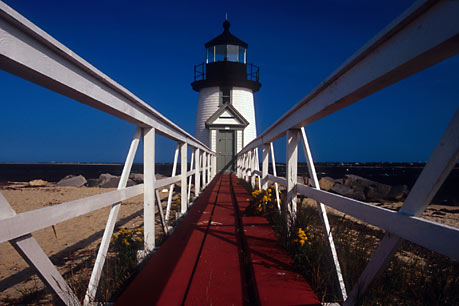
[262,144,269,189]
[207,152,211,184]
[267,174,287,187]
[232,87,257,146]
[155,185,167,236]
[296,183,459,260]
[188,151,194,202]
[239,0,459,155]
[0,2,213,154]
[202,153,207,187]
[165,144,180,223]
[250,150,256,188]
[0,193,79,305]
[286,129,299,224]
[300,127,347,300]
[255,149,261,190]
[84,127,141,305]
[155,175,181,190]
[345,108,459,305]
[0,184,143,244]
[195,148,201,195]
[143,127,155,252]
[180,142,188,214]
[194,87,220,146]
[211,154,216,179]
[270,143,281,210]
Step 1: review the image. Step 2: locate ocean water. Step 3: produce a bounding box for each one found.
[0,162,457,204]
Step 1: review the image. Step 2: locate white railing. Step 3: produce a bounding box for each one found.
[237,0,459,304]
[0,1,216,305]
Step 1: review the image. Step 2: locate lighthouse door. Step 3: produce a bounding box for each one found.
[216,130,235,172]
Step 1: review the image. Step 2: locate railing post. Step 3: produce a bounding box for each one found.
[286,129,299,227]
[300,127,347,301]
[236,155,241,178]
[180,142,187,215]
[262,144,269,189]
[195,148,201,195]
[202,152,207,187]
[250,148,257,189]
[207,153,211,183]
[143,127,156,252]
[84,127,141,305]
[270,143,281,210]
[212,154,216,179]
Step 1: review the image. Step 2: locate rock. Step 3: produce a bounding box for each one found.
[388,184,409,200]
[56,175,87,187]
[129,173,144,184]
[87,179,99,187]
[319,177,335,191]
[344,175,391,200]
[97,173,136,188]
[97,173,119,188]
[29,179,50,187]
[331,183,366,201]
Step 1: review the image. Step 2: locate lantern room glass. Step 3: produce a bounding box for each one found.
[206,45,246,64]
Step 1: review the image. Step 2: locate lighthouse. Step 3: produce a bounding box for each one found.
[192,20,261,172]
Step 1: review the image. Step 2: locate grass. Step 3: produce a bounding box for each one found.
[244,180,459,305]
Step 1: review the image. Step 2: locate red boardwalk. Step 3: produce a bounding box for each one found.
[116,174,320,306]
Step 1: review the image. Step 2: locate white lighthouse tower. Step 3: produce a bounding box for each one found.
[192,20,261,172]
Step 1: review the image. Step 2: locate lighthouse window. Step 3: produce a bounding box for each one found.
[206,46,215,63]
[226,45,239,62]
[221,87,231,105]
[215,45,226,62]
[239,47,246,63]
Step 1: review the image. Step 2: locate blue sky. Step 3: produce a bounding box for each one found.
[1,0,457,163]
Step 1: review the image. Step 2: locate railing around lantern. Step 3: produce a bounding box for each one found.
[0,1,217,305]
[247,63,259,82]
[194,62,206,81]
[236,0,459,305]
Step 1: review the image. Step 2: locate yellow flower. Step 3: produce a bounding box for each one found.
[300,239,305,246]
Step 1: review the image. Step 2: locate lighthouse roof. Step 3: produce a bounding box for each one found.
[205,20,248,49]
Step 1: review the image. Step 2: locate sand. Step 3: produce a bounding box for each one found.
[0,182,180,304]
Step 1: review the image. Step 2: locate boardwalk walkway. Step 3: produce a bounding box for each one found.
[116,174,320,305]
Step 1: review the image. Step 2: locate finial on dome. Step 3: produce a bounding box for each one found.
[223,19,230,32]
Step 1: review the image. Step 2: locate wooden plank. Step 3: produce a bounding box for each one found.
[0,2,213,154]
[116,176,222,306]
[270,143,281,210]
[344,108,459,305]
[300,127,347,300]
[165,144,180,222]
[0,184,143,244]
[296,184,459,260]
[184,175,244,305]
[180,142,188,214]
[143,127,156,251]
[202,153,207,187]
[231,179,321,306]
[267,174,287,187]
[0,193,80,306]
[154,175,181,190]
[84,127,141,305]
[187,151,194,202]
[261,144,269,190]
[239,0,459,154]
[286,129,299,224]
[195,149,201,195]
